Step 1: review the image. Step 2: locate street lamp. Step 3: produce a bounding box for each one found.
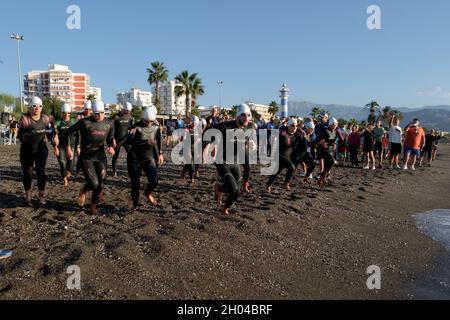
[217,80,223,108]
[10,34,24,113]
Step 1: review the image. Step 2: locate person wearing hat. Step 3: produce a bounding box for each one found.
[203,103,253,215]
[112,102,135,177]
[74,100,94,176]
[316,117,343,187]
[292,121,316,183]
[266,118,303,193]
[67,100,115,215]
[314,112,329,177]
[206,106,220,129]
[54,103,78,186]
[18,96,56,206]
[402,119,425,171]
[127,105,164,208]
[181,115,202,185]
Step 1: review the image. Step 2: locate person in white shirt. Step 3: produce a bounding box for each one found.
[388,115,403,169]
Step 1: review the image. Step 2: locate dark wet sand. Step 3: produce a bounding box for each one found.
[1,144,450,299]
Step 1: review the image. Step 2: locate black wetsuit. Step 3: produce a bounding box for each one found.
[267,129,300,186]
[292,130,316,178]
[18,114,52,192]
[317,128,339,173]
[67,116,115,204]
[181,125,201,181]
[127,120,162,207]
[205,121,252,208]
[112,113,134,174]
[55,119,77,178]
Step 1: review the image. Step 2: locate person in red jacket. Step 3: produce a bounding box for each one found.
[347,125,361,167]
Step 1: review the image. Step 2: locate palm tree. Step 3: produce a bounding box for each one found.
[191,77,205,110]
[310,107,322,119]
[337,118,348,128]
[380,106,392,127]
[174,70,204,117]
[365,100,380,124]
[43,96,64,120]
[191,105,201,117]
[389,109,404,122]
[251,109,261,121]
[147,61,169,113]
[230,105,238,119]
[348,118,359,127]
[86,94,96,101]
[268,101,279,117]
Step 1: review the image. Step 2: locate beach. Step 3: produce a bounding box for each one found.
[0,144,449,300]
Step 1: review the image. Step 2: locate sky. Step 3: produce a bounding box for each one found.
[1,0,450,109]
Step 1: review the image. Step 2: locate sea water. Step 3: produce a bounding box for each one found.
[412,209,450,299]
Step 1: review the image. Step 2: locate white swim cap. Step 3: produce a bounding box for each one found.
[144,105,157,121]
[61,103,72,114]
[122,102,133,111]
[84,100,92,110]
[92,100,105,113]
[237,103,251,118]
[30,96,43,107]
[328,117,338,126]
[304,121,315,130]
[288,118,298,127]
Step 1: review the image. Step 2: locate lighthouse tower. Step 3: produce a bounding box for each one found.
[279,84,290,118]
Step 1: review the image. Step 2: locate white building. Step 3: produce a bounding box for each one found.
[23,64,92,111]
[89,87,102,102]
[246,102,272,121]
[117,88,153,108]
[154,81,187,116]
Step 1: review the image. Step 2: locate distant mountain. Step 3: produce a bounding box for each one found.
[401,109,450,131]
[287,101,450,131]
[288,101,366,120]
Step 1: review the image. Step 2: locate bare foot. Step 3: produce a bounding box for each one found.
[146,193,158,206]
[266,185,272,193]
[63,176,69,187]
[89,204,99,215]
[215,184,223,206]
[284,183,292,191]
[38,193,47,205]
[25,190,32,204]
[78,187,87,207]
[221,207,230,215]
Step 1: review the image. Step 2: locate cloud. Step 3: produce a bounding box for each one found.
[417,87,442,97]
[417,87,450,100]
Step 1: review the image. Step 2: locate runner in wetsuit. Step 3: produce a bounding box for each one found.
[316,117,343,187]
[292,121,316,184]
[18,96,56,206]
[203,104,253,215]
[181,116,202,185]
[112,102,134,177]
[127,106,164,209]
[54,103,78,186]
[67,100,115,215]
[75,101,93,177]
[266,118,300,193]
